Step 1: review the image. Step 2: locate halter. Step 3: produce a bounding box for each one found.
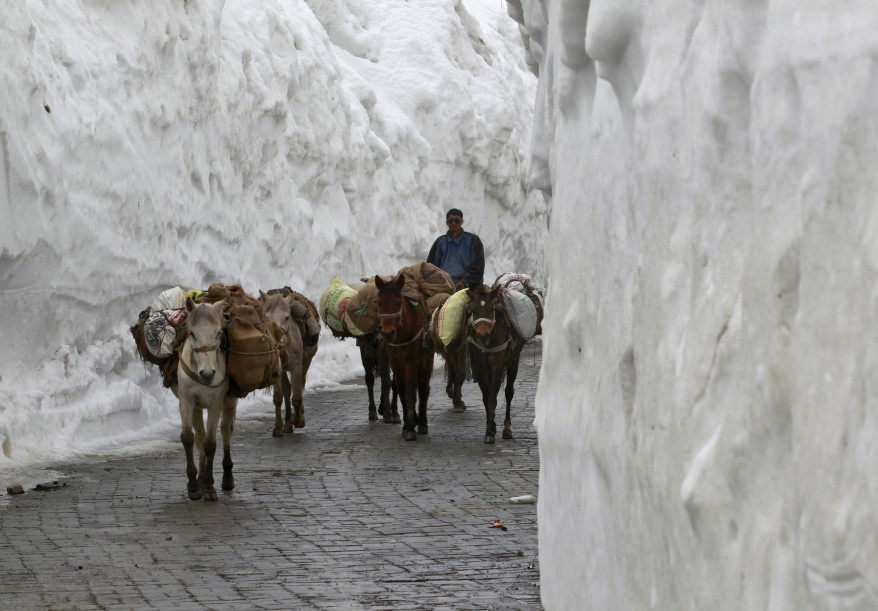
[468,311,496,331]
[467,307,513,354]
[378,296,425,348]
[180,342,227,388]
[377,300,404,321]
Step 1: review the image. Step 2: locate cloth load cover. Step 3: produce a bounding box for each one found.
[500,288,538,339]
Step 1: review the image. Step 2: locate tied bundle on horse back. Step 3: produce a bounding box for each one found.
[397,262,454,316]
[131,306,188,388]
[493,273,545,339]
[225,307,283,398]
[130,283,283,396]
[319,277,359,338]
[130,286,201,388]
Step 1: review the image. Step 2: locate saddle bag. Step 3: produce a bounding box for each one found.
[434,289,470,347]
[226,311,281,397]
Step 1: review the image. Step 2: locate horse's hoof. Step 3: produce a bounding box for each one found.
[392,414,402,424]
[453,403,466,413]
[502,430,514,440]
[295,418,305,428]
[222,477,235,492]
[272,428,284,438]
[484,435,496,444]
[402,430,418,441]
[188,487,203,501]
[383,414,394,424]
[369,410,379,422]
[283,422,294,434]
[417,425,428,436]
[203,487,218,501]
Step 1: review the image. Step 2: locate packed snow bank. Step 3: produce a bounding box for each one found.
[0,0,542,475]
[510,0,878,608]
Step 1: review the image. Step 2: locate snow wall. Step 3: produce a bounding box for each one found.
[0,0,543,469]
[508,0,878,608]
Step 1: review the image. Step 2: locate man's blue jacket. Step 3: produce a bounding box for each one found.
[427,230,485,288]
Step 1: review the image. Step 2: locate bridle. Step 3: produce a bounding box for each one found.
[180,340,227,388]
[466,304,512,354]
[378,295,425,348]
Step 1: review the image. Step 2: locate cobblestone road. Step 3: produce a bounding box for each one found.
[0,341,543,610]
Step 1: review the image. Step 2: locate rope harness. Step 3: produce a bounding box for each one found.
[180,342,227,388]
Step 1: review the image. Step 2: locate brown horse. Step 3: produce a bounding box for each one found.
[466,285,525,444]
[375,273,434,441]
[172,297,238,500]
[259,291,318,436]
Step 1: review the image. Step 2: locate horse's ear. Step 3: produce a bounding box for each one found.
[394,273,406,290]
[374,275,385,289]
[213,299,230,315]
[259,290,268,302]
[185,296,196,313]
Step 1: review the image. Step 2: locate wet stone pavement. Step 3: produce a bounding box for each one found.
[0,341,543,610]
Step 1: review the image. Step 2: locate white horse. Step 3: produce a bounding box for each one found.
[260,290,317,436]
[172,297,237,501]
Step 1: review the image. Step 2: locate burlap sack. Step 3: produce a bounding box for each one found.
[226,314,280,397]
[345,281,380,335]
[398,262,454,300]
[319,278,358,334]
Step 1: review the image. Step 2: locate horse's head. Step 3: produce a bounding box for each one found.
[260,291,291,338]
[184,297,229,383]
[466,284,502,346]
[375,273,406,339]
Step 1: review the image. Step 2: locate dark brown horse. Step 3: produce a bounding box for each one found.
[466,284,525,444]
[375,273,434,440]
[357,334,400,423]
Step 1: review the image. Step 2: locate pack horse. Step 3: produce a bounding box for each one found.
[174,297,238,500]
[375,274,434,441]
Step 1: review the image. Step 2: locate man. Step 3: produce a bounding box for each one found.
[427,208,485,291]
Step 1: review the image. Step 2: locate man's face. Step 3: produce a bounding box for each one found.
[446,215,463,237]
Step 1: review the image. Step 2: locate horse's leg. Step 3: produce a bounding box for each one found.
[445,359,454,399]
[416,351,433,436]
[272,370,286,437]
[379,347,399,424]
[291,351,306,429]
[178,396,201,500]
[392,376,400,422]
[400,365,418,441]
[361,344,379,421]
[191,405,210,497]
[452,347,466,412]
[484,357,504,445]
[503,355,520,440]
[221,394,237,492]
[201,398,222,501]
